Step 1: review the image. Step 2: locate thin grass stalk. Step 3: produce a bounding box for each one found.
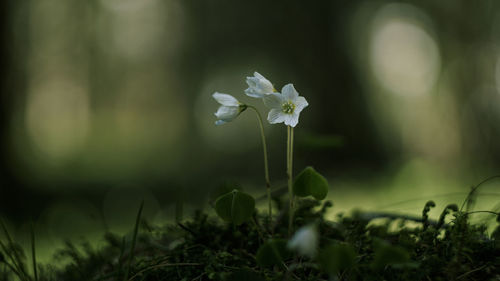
[0,219,29,281]
[117,236,126,279]
[123,200,144,281]
[0,239,20,277]
[30,223,37,281]
[460,175,500,212]
[0,256,22,278]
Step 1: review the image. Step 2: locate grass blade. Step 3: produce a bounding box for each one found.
[123,200,144,281]
[116,236,126,279]
[30,223,38,281]
[0,219,29,281]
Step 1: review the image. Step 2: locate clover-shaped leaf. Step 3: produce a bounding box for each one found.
[293,166,329,200]
[215,189,255,225]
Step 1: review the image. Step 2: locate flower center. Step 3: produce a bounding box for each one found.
[281,101,295,114]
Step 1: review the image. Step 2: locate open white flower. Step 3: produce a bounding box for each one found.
[263,84,308,127]
[245,72,275,98]
[213,92,246,125]
[287,224,318,258]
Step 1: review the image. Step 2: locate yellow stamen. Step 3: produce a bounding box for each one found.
[282,101,295,114]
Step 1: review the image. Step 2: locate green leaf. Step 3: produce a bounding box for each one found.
[215,190,255,225]
[210,181,242,202]
[256,239,291,268]
[318,243,357,275]
[293,166,329,200]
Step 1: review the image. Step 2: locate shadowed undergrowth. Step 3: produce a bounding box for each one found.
[1,192,499,281]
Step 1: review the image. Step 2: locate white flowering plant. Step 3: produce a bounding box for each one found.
[211,71,330,264]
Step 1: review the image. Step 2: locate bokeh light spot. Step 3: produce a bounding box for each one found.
[26,79,90,162]
[370,3,440,97]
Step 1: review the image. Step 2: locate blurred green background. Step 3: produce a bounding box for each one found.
[1,0,500,262]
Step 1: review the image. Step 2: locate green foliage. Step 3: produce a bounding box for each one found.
[255,239,291,268]
[1,187,499,281]
[318,243,356,274]
[371,239,413,270]
[421,200,435,230]
[215,190,255,225]
[437,203,458,229]
[0,219,30,281]
[293,166,329,200]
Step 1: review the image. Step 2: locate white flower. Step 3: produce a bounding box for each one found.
[245,72,275,98]
[287,224,318,258]
[263,84,308,127]
[213,92,246,125]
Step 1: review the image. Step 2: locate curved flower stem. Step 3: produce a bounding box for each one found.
[464,210,498,216]
[247,105,272,223]
[287,125,295,236]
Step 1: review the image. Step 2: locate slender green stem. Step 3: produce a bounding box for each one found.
[287,126,295,236]
[248,105,272,222]
[290,126,294,208]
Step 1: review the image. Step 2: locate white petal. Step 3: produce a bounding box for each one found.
[287,225,318,258]
[281,84,298,101]
[254,72,273,89]
[263,93,283,109]
[284,113,299,127]
[254,72,265,79]
[267,108,286,124]
[257,80,274,94]
[246,77,258,88]
[244,88,264,98]
[215,120,227,126]
[213,92,239,106]
[215,106,239,121]
[245,72,274,98]
[294,96,309,113]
